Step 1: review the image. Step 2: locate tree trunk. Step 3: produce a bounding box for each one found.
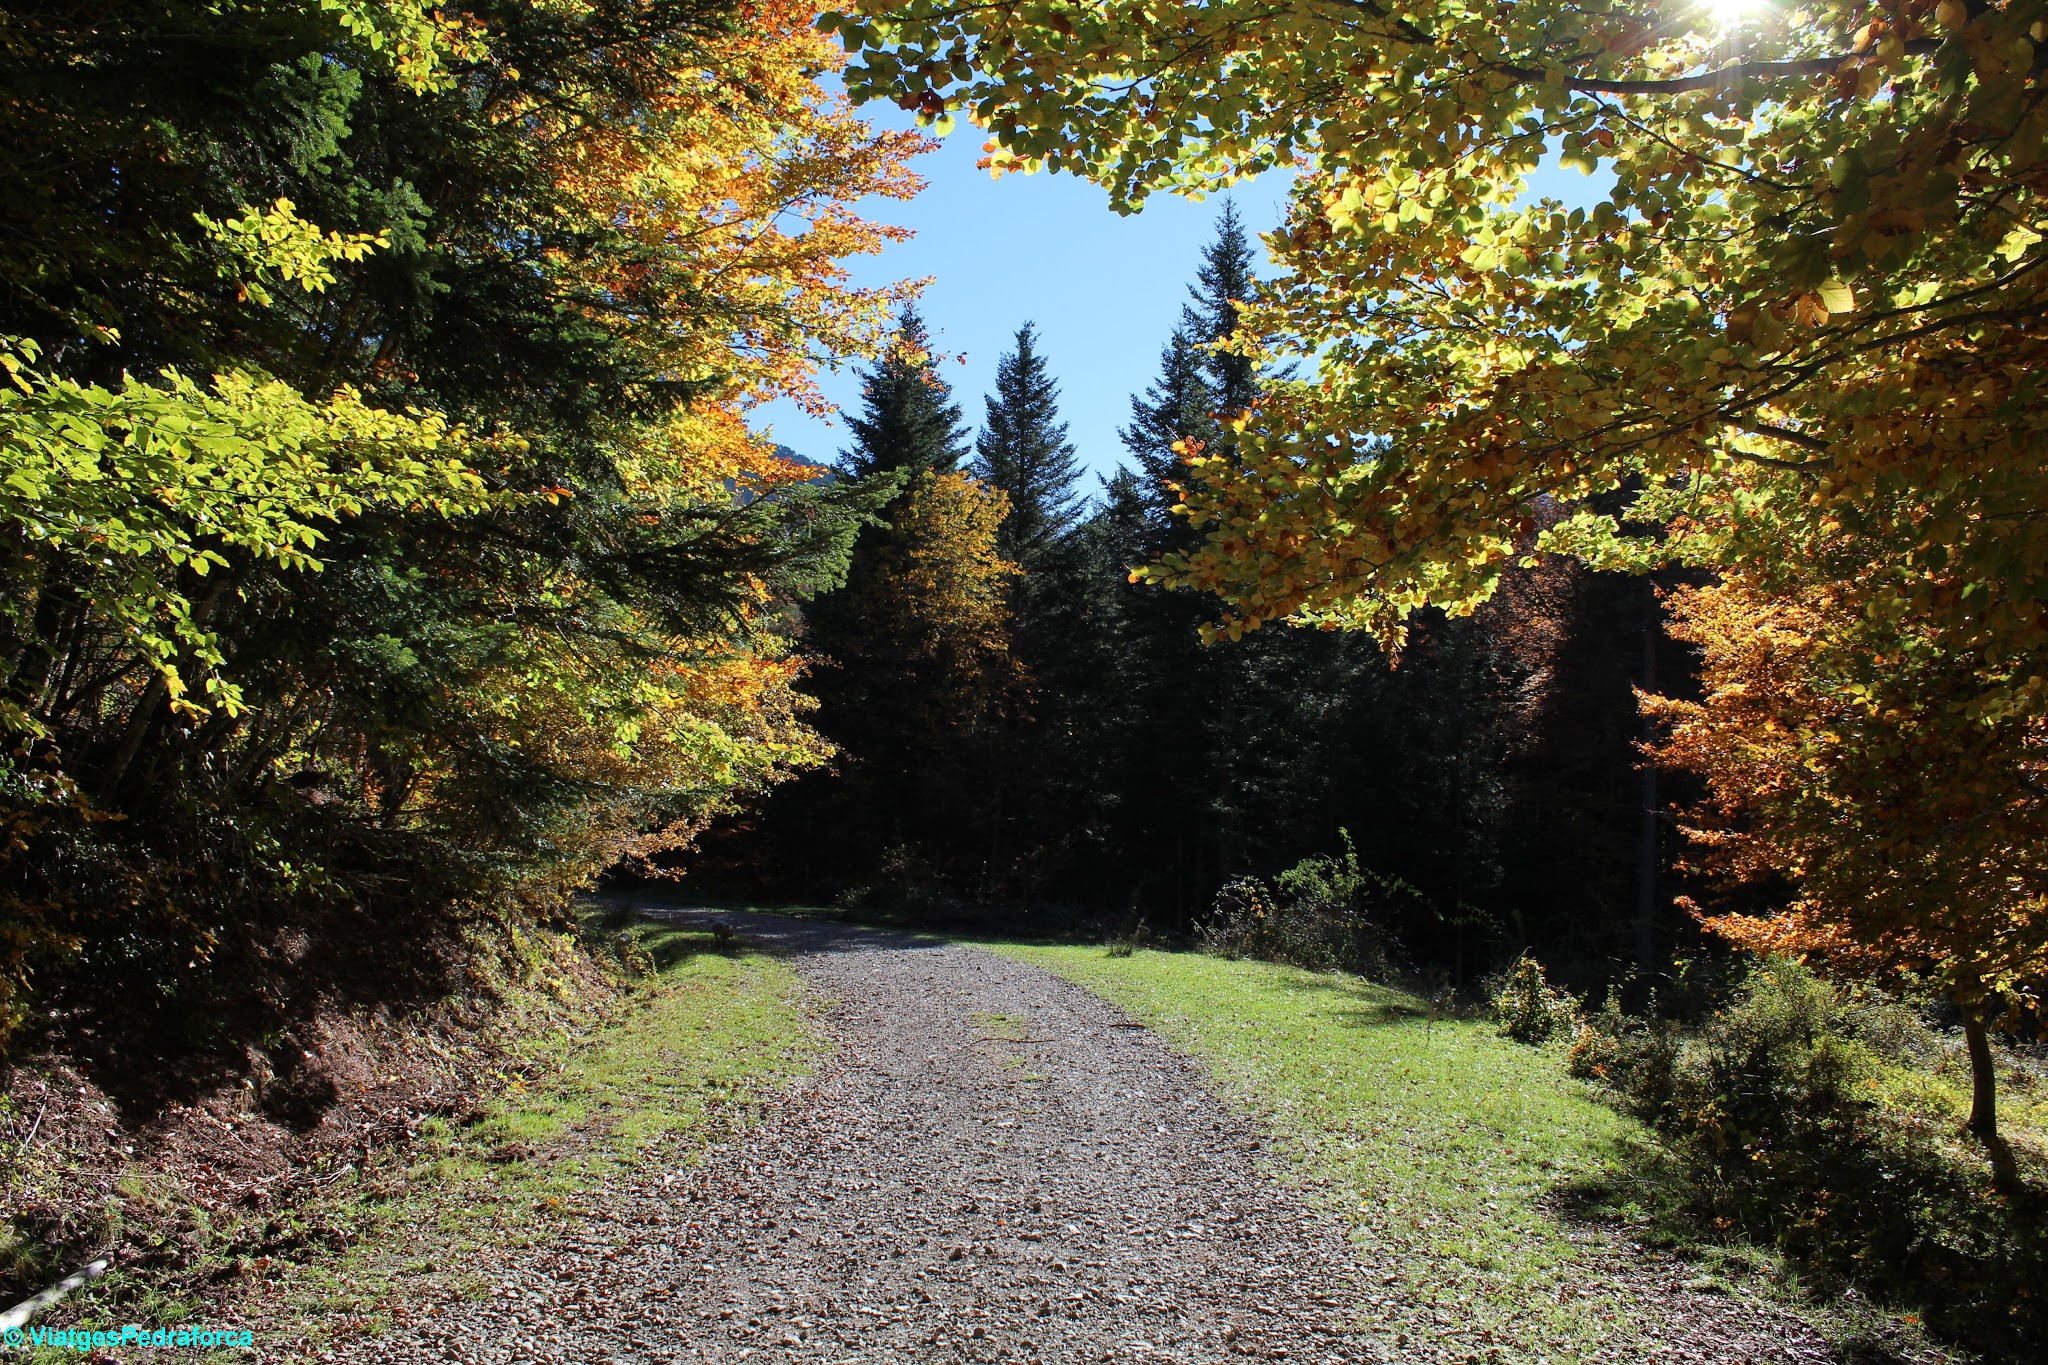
[1962,1004,2021,1192]
[98,576,229,803]
[1636,577,1659,970]
[97,672,169,803]
[987,770,1003,903]
[1964,1008,1997,1142]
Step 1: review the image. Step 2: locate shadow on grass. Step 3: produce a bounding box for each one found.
[1270,957,2048,1362]
[577,901,734,975]
[593,885,1144,949]
[1259,967,1437,1028]
[1555,1079,2048,1365]
[578,896,962,962]
[636,927,726,972]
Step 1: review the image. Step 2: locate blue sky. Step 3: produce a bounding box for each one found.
[753,105,1606,488]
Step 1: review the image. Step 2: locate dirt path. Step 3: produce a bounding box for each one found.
[366,911,1835,1364]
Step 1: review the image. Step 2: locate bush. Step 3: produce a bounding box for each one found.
[835,843,963,918]
[1095,914,1154,958]
[1567,987,1684,1120]
[1578,957,2048,1362]
[1491,955,1581,1045]
[1197,832,1412,977]
[1197,877,1274,958]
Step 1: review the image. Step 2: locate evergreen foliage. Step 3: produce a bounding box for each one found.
[0,0,917,1058]
[704,208,1668,987]
[839,307,970,480]
[1183,199,1259,419]
[1118,328,1217,534]
[971,324,1085,574]
[733,312,1013,902]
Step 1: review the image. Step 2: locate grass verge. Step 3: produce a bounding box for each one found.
[20,915,819,1362]
[984,943,1944,1364]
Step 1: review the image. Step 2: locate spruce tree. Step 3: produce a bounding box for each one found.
[779,304,1005,896]
[1119,203,1259,551]
[971,323,1085,573]
[1118,327,1218,538]
[840,306,970,479]
[1094,202,1304,924]
[1184,198,1260,417]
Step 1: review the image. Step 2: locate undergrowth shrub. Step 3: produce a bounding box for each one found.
[1568,988,1683,1119]
[581,901,658,980]
[1490,955,1581,1044]
[1565,956,2047,1362]
[1103,920,1151,958]
[834,843,962,918]
[1198,831,1412,977]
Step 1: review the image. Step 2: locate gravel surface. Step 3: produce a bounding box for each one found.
[362,911,1839,1364]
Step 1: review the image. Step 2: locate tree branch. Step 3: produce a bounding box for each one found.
[1730,417,1832,459]
[1568,56,1849,95]
[1497,42,1941,97]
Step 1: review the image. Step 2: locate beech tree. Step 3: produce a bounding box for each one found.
[1646,473,2048,1164]
[823,2,2048,1073]
[824,0,2048,645]
[0,0,923,1047]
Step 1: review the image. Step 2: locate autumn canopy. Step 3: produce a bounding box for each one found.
[823,0,2048,1131]
[0,0,922,1039]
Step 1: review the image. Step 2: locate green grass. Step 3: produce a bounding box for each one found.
[981,943,1763,1363]
[29,918,820,1362]
[270,923,820,1344]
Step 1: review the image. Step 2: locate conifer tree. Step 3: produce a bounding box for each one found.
[840,306,969,479]
[956,324,1091,904]
[971,323,1085,574]
[1118,328,1218,543]
[1184,198,1258,418]
[1078,207,1261,918]
[1120,329,1216,467]
[707,204,1646,975]
[775,305,1014,895]
[1118,203,1257,553]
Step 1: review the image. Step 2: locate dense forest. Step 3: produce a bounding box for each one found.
[2,1,2044,1358]
[692,206,1683,992]
[0,0,914,1073]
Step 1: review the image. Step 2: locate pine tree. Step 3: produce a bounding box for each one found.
[1118,327,1218,539]
[971,323,1085,573]
[1184,198,1259,417]
[840,306,970,479]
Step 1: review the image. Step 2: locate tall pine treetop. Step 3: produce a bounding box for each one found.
[1116,204,1263,554]
[1183,199,1259,417]
[840,305,969,479]
[1119,326,1218,487]
[972,322,1085,572]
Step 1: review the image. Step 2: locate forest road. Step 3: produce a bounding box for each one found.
[366,909,1835,1365]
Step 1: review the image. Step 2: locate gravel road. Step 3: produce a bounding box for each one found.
[366,910,1839,1365]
